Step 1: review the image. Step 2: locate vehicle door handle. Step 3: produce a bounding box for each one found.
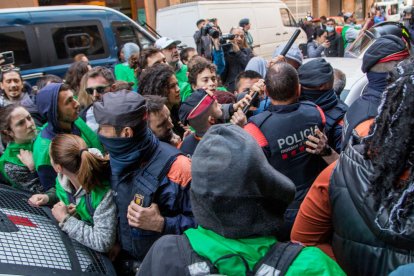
[276,33,281,35]
[283,32,288,34]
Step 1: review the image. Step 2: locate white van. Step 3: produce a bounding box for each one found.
[374,0,400,21]
[156,0,307,59]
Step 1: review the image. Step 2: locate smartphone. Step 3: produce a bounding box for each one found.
[0,51,14,65]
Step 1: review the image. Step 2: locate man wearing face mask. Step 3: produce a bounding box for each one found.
[341,35,410,151]
[325,19,344,57]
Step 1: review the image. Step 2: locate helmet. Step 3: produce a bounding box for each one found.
[403,5,414,25]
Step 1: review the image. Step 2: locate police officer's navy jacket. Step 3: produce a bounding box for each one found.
[244,101,327,237]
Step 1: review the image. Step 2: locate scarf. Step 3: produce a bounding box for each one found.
[98,127,159,175]
[300,88,338,111]
[363,72,389,101]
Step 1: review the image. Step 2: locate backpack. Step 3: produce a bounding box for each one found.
[177,235,304,276]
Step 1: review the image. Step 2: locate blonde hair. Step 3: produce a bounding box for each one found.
[77,73,93,109]
[50,134,109,192]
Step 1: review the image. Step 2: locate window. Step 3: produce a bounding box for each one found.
[0,31,31,66]
[280,8,297,27]
[51,24,105,59]
[112,22,152,50]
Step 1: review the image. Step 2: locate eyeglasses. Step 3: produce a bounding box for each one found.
[0,66,20,73]
[234,34,245,39]
[85,85,109,95]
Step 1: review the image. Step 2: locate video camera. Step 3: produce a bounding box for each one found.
[219,33,236,52]
[202,23,220,38]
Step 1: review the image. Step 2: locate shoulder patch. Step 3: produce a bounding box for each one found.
[167,155,192,187]
[315,105,326,126]
[355,118,374,138]
[244,122,268,147]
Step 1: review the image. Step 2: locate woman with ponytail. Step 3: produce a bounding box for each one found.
[30,134,116,253]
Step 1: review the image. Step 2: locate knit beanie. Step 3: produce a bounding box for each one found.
[361,35,409,73]
[191,124,296,238]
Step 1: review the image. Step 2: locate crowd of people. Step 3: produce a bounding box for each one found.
[1,9,414,276]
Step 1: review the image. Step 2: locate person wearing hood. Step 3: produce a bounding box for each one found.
[341,35,410,151]
[292,58,414,275]
[137,124,345,276]
[299,58,347,153]
[114,42,140,91]
[32,83,103,193]
[93,90,194,266]
[244,62,327,241]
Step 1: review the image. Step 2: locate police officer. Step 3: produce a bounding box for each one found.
[244,62,327,241]
[298,58,347,153]
[342,35,410,150]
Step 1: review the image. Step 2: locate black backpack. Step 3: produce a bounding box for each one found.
[177,235,304,276]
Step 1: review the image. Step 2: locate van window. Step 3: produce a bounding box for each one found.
[0,31,31,65]
[51,25,105,59]
[111,22,152,49]
[280,8,297,27]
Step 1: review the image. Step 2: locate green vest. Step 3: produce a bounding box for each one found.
[33,118,104,170]
[185,226,345,276]
[55,177,110,224]
[342,25,351,49]
[0,141,33,188]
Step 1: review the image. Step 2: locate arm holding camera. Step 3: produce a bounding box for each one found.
[212,37,226,75]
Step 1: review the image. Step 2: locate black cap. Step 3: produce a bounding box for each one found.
[362,35,408,73]
[239,18,250,27]
[298,58,334,88]
[93,90,147,128]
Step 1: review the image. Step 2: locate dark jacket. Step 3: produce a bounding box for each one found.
[193,30,212,60]
[330,141,414,276]
[325,32,344,57]
[221,47,254,92]
[342,87,382,151]
[300,88,348,152]
[99,130,195,261]
[179,134,200,157]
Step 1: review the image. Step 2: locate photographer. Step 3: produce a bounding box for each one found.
[193,19,212,60]
[219,27,254,92]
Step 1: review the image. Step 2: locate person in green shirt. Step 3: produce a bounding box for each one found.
[0,104,44,194]
[138,124,346,276]
[114,42,140,91]
[31,83,103,198]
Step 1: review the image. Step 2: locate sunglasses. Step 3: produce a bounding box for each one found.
[1,66,20,73]
[85,85,109,95]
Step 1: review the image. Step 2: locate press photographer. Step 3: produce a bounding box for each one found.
[215,27,254,92]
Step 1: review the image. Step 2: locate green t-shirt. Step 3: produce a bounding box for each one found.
[114,63,138,91]
[185,226,345,276]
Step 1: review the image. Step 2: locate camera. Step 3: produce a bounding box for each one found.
[202,23,220,39]
[219,34,235,44]
[219,33,236,52]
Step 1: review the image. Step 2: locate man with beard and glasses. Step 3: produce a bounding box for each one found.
[145,95,181,147]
